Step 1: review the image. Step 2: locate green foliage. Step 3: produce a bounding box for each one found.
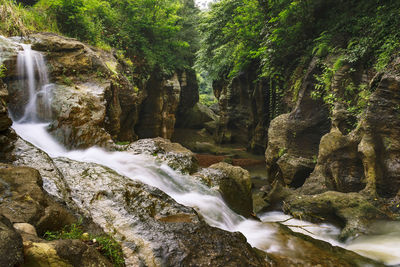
[0,65,6,78]
[197,71,212,95]
[0,0,57,36]
[278,147,287,158]
[375,37,400,72]
[199,93,217,106]
[312,155,318,164]
[115,141,130,145]
[196,0,265,80]
[197,71,216,106]
[44,220,125,266]
[312,58,372,117]
[198,0,400,118]
[34,0,200,75]
[62,75,73,86]
[96,236,125,266]
[2,0,201,76]
[37,0,106,44]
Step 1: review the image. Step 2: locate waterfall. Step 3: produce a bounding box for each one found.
[16,44,53,122]
[10,41,400,266]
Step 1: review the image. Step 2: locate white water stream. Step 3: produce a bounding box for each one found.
[15,44,53,122]
[9,42,400,266]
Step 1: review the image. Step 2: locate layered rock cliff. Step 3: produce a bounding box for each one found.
[213,64,273,154]
[260,55,400,239]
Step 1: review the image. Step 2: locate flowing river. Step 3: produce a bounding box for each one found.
[7,40,400,266]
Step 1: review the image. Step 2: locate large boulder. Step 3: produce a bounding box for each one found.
[300,128,365,195]
[126,137,199,174]
[193,162,253,217]
[0,164,76,235]
[23,239,113,267]
[52,157,267,267]
[284,191,388,240]
[12,137,70,201]
[267,223,383,267]
[12,138,266,266]
[0,215,24,267]
[48,83,114,149]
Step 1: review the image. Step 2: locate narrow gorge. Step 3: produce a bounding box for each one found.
[1,0,400,266]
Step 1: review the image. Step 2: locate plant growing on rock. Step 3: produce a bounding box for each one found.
[0,64,6,78]
[44,220,125,267]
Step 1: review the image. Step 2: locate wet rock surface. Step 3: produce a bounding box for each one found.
[0,164,76,235]
[10,139,267,266]
[48,83,114,149]
[266,223,384,267]
[12,137,69,201]
[194,162,253,217]
[126,137,199,174]
[51,157,267,267]
[0,162,115,266]
[284,191,388,240]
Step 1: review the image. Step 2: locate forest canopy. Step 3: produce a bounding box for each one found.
[196,0,400,82]
[2,0,400,98]
[0,0,200,75]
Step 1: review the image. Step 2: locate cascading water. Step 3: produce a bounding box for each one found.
[15,43,53,122]
[9,42,400,266]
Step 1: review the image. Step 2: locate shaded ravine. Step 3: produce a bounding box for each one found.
[7,40,400,266]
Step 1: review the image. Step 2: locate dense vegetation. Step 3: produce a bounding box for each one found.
[2,0,400,113]
[0,0,200,76]
[197,0,400,115]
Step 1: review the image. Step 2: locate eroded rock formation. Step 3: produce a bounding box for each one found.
[213,65,272,154]
[265,59,331,189]
[262,57,400,239]
[135,73,181,139]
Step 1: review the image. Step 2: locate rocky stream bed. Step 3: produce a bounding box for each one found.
[0,33,399,266]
